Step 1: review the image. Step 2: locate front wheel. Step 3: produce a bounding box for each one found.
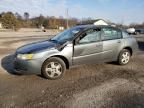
[42,57,66,80]
[118,49,131,65]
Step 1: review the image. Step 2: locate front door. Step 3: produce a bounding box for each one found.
[73,28,103,65]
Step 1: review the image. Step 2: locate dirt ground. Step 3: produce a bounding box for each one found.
[0,30,144,108]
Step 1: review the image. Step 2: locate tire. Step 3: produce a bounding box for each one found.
[41,57,66,80]
[118,49,131,65]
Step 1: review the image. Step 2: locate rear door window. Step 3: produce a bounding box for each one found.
[102,28,122,41]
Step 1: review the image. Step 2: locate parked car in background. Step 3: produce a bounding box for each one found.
[126,28,136,35]
[135,29,144,34]
[14,25,138,80]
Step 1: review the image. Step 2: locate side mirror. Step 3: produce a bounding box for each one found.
[57,41,73,51]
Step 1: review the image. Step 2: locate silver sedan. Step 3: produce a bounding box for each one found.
[14,25,138,79]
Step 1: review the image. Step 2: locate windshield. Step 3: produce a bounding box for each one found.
[51,27,83,43]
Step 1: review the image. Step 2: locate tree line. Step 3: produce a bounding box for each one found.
[0,12,78,31]
[0,11,144,31]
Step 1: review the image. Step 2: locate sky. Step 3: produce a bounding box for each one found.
[0,0,144,25]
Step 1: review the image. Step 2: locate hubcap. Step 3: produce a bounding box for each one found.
[121,52,130,64]
[45,62,62,78]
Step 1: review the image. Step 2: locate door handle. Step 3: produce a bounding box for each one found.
[96,44,102,47]
[117,40,121,43]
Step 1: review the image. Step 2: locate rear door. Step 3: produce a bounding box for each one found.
[73,28,103,65]
[101,27,123,61]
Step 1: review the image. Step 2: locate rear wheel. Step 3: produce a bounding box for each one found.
[118,49,131,65]
[42,57,66,80]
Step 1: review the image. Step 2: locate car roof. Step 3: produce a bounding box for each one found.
[73,24,120,30]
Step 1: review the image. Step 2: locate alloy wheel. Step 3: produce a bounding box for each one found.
[45,62,62,78]
[121,52,130,64]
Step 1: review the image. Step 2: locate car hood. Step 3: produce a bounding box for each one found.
[16,40,58,54]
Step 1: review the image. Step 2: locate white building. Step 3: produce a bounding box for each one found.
[59,26,64,30]
[93,19,116,27]
[94,19,108,26]
[80,19,116,27]
[0,22,2,29]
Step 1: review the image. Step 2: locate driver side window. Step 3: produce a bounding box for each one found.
[78,29,101,44]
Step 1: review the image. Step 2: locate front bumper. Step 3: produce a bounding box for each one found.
[14,58,43,75]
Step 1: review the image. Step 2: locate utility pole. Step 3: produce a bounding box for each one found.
[66,8,69,29]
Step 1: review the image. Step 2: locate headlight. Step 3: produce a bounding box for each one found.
[17,54,34,60]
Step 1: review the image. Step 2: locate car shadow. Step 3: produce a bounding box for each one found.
[1,54,21,75]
